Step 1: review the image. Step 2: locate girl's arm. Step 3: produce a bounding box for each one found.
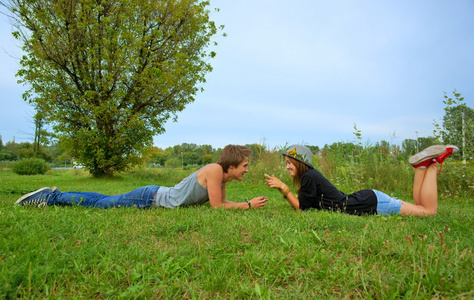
[264,174,300,211]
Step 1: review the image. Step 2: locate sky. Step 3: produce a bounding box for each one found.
[1,0,473,150]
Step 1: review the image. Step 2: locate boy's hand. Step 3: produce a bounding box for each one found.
[249,196,268,208]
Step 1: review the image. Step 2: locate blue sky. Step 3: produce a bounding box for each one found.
[1,0,473,150]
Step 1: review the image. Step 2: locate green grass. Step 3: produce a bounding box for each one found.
[1,167,473,299]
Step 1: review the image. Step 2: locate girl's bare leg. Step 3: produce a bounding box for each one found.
[412,167,427,205]
[419,163,438,212]
[401,163,438,216]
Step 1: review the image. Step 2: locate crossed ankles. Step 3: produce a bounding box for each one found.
[409,145,459,173]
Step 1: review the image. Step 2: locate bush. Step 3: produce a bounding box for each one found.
[0,150,17,161]
[438,161,474,198]
[12,158,50,175]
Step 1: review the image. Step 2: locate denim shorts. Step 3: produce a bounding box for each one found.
[373,190,402,215]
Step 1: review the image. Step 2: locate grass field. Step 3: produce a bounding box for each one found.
[1,165,473,299]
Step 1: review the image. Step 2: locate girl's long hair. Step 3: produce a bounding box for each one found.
[287,156,310,194]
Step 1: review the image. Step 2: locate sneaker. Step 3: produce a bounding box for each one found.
[15,187,52,207]
[434,145,460,164]
[409,145,446,168]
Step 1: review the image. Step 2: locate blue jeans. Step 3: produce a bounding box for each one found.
[47,185,160,209]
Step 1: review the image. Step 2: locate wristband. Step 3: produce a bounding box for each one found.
[282,187,290,198]
[246,200,251,209]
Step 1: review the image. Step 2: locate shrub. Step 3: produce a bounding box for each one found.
[12,158,50,175]
[0,150,17,161]
[438,161,473,198]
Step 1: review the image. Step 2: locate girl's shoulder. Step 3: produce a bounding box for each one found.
[302,168,326,182]
[303,168,318,176]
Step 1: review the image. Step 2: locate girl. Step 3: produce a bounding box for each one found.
[265,144,458,216]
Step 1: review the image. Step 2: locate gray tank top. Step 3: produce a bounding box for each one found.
[152,169,209,208]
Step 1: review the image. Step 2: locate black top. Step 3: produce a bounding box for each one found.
[298,168,377,215]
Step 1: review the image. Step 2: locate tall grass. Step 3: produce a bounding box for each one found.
[246,143,473,201]
[0,143,473,298]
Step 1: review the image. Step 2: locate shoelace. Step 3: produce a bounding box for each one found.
[434,148,455,175]
[23,194,50,206]
[432,161,442,175]
[434,149,453,164]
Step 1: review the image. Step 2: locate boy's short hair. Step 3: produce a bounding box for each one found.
[217,145,251,172]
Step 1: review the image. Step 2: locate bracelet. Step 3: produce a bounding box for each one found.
[246,200,251,209]
[282,187,290,198]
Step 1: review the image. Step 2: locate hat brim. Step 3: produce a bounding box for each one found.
[281,151,314,169]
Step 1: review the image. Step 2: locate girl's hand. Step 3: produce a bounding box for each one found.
[264,174,286,191]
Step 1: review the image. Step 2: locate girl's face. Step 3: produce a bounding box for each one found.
[285,157,297,177]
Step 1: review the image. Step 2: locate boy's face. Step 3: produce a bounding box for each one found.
[229,157,249,181]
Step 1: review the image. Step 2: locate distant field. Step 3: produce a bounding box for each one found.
[0,168,473,298]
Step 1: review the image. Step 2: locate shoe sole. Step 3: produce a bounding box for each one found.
[15,187,51,206]
[445,145,460,153]
[409,145,446,165]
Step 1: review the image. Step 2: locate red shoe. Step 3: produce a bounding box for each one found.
[409,145,446,168]
[432,145,459,174]
[411,159,434,168]
[434,145,460,164]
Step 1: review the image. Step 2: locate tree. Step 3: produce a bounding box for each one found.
[33,110,48,157]
[306,145,320,155]
[435,90,473,162]
[200,144,214,164]
[3,0,221,177]
[402,137,436,157]
[14,142,52,162]
[183,151,200,165]
[148,146,176,166]
[0,150,17,161]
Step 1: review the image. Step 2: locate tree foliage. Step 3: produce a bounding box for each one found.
[436,90,473,161]
[3,0,220,176]
[401,136,436,157]
[0,150,17,161]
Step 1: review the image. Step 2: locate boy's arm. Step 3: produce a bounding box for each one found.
[222,197,268,210]
[206,166,267,209]
[206,166,226,208]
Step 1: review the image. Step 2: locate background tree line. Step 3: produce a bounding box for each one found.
[1,89,472,169]
[0,133,470,170]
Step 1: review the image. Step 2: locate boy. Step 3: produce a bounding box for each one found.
[16,145,268,210]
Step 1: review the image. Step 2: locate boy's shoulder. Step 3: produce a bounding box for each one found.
[199,163,224,178]
[202,163,223,171]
